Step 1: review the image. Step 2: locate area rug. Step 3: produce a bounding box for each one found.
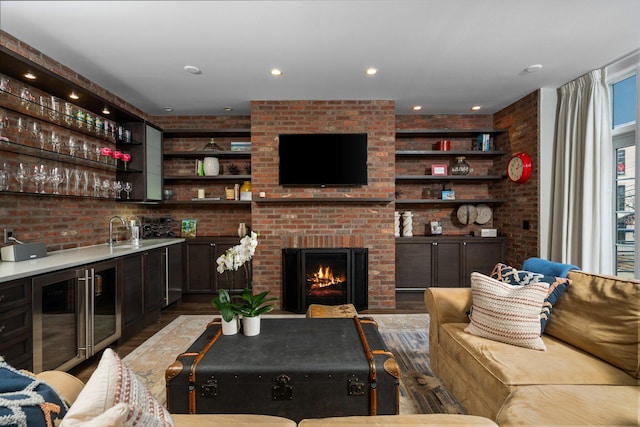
[122,313,465,415]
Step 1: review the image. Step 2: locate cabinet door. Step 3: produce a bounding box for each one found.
[462,239,506,287]
[433,241,462,287]
[143,248,165,312]
[121,254,143,329]
[395,241,432,289]
[145,124,163,201]
[184,241,216,293]
[165,243,183,306]
[0,278,32,370]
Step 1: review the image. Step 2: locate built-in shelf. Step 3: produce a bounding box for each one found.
[163,150,250,159]
[163,128,250,138]
[395,150,507,157]
[254,197,394,204]
[395,128,507,138]
[395,175,504,182]
[164,175,251,181]
[395,198,507,205]
[162,199,251,206]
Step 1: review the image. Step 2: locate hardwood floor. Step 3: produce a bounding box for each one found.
[68,292,426,383]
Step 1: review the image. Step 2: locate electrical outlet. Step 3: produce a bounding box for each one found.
[4,228,13,244]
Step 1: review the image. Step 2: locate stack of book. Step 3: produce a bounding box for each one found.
[231,141,251,151]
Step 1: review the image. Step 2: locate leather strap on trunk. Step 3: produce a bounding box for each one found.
[353,316,378,415]
[187,319,223,413]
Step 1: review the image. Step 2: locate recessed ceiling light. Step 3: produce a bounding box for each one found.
[524,64,543,73]
[163,107,174,112]
[224,107,233,112]
[24,72,36,80]
[365,68,378,76]
[270,68,283,76]
[412,105,422,111]
[184,65,202,75]
[69,91,79,100]
[471,105,482,111]
[102,106,111,115]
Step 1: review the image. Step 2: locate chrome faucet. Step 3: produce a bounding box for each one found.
[108,216,125,246]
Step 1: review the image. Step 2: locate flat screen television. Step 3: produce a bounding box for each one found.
[278,133,368,187]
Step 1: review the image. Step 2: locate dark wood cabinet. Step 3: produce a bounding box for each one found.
[184,237,250,294]
[143,248,165,312]
[0,278,32,370]
[396,236,506,290]
[165,243,183,306]
[121,253,143,333]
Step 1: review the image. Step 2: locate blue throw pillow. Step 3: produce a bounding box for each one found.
[490,263,571,333]
[0,358,68,426]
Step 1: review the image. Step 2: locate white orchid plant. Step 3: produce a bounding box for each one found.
[216,231,258,288]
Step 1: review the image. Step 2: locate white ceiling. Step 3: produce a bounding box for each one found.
[1,0,639,116]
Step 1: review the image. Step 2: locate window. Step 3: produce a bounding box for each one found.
[611,71,637,278]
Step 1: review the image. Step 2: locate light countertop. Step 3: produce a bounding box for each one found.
[0,238,185,283]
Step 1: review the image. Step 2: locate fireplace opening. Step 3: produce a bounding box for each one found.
[282,248,368,313]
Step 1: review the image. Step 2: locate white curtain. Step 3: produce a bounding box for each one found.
[550,69,614,273]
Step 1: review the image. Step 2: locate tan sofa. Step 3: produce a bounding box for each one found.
[37,370,498,427]
[424,270,640,426]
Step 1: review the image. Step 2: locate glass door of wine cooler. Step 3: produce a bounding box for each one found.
[32,259,121,373]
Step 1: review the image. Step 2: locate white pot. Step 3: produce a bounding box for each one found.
[221,316,240,335]
[242,316,261,336]
[203,157,220,176]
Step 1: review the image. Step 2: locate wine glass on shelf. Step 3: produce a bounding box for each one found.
[66,136,77,156]
[123,181,132,200]
[102,179,111,198]
[15,163,28,192]
[0,110,10,142]
[81,141,89,159]
[64,167,72,195]
[92,172,101,197]
[0,79,11,95]
[50,131,61,153]
[49,167,64,194]
[31,164,47,193]
[112,180,123,199]
[82,170,89,196]
[20,88,32,110]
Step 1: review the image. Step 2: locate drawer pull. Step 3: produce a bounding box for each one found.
[0,325,5,334]
[0,294,4,302]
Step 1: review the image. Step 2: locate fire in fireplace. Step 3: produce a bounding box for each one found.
[282,248,368,313]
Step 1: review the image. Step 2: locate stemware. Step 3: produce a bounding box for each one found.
[0,110,10,141]
[63,102,73,126]
[64,167,72,195]
[15,163,28,192]
[20,88,32,110]
[67,136,77,156]
[49,167,64,194]
[82,170,89,196]
[50,96,60,121]
[0,162,9,191]
[31,164,47,193]
[73,169,81,195]
[0,78,12,95]
[123,181,132,200]
[101,179,111,198]
[112,180,123,199]
[81,140,89,159]
[50,131,61,153]
[39,96,49,118]
[92,172,101,197]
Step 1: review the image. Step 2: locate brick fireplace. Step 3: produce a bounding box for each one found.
[249,100,396,310]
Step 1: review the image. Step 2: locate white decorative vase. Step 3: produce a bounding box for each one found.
[221,316,240,336]
[402,211,413,237]
[203,157,220,176]
[242,316,261,336]
[394,211,401,237]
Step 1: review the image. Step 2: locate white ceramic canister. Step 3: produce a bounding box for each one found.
[203,157,220,176]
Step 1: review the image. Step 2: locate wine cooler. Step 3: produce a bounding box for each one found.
[32,259,121,372]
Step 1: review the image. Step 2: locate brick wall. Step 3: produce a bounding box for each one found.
[493,92,540,266]
[249,100,397,308]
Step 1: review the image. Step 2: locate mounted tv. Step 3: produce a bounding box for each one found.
[278,133,368,187]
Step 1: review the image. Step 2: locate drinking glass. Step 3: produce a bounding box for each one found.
[102,179,111,198]
[0,162,9,191]
[92,173,101,197]
[50,96,60,121]
[81,140,89,159]
[67,136,77,156]
[123,181,132,200]
[17,117,27,134]
[15,163,28,192]
[0,78,11,95]
[64,167,72,195]
[50,131,61,153]
[0,110,10,141]
[49,167,64,194]
[73,169,81,195]
[112,180,123,199]
[64,102,73,126]
[31,164,47,193]
[20,88,32,110]
[39,96,49,117]
[82,170,89,196]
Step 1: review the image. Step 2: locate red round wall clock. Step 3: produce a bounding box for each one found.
[506,152,532,184]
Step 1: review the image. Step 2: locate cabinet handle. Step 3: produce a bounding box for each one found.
[432,242,438,246]
[0,294,4,302]
[0,325,5,334]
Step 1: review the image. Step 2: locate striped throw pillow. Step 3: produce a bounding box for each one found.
[465,272,549,351]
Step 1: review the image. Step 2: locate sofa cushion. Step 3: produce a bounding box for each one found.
[171,414,297,426]
[490,263,571,332]
[465,272,549,350]
[496,385,640,426]
[0,358,68,427]
[298,414,498,426]
[60,348,174,427]
[546,271,640,378]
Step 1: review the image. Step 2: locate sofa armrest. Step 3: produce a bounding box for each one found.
[424,287,472,373]
[35,370,85,407]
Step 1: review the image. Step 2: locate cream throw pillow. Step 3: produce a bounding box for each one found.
[60,348,173,427]
[466,272,549,351]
